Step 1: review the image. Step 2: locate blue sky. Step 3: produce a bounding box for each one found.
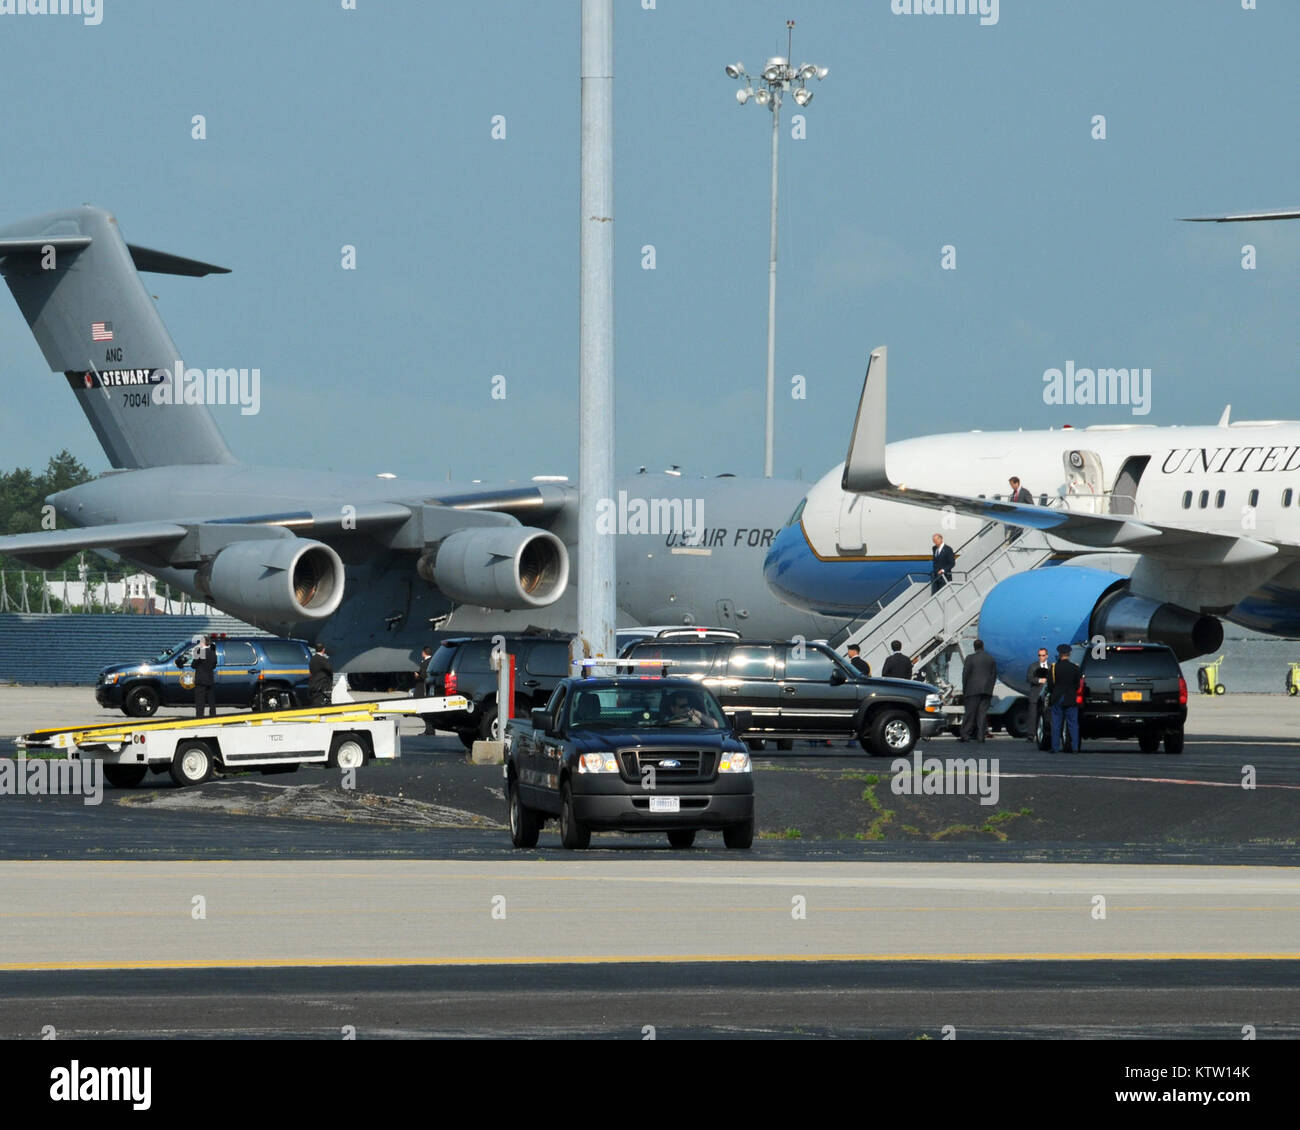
[0,0,1296,483]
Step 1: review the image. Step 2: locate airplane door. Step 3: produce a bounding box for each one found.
[1064,449,1105,512]
[836,491,865,554]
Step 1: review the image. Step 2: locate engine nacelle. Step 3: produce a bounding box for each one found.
[198,538,345,623]
[418,526,568,610]
[978,566,1222,688]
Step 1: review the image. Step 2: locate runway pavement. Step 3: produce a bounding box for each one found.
[1,687,1296,1039]
[2,859,1296,969]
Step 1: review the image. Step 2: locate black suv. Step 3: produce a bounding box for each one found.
[426,634,575,747]
[1034,642,1187,754]
[619,638,944,757]
[95,635,312,717]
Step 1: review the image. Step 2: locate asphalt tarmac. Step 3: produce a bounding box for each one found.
[0,687,1296,1038]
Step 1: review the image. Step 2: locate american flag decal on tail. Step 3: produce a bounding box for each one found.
[91,321,113,341]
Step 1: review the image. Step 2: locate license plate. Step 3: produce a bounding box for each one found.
[649,796,680,813]
[1121,690,1144,702]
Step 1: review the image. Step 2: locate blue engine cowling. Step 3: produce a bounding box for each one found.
[978,567,1222,691]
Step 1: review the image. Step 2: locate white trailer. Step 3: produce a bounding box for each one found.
[16,696,469,788]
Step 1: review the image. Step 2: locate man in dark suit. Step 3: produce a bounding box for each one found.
[960,639,998,742]
[414,645,437,734]
[308,643,334,707]
[190,635,217,718]
[846,644,871,677]
[1048,643,1082,753]
[882,640,912,680]
[931,533,955,593]
[1006,477,1033,543]
[1025,647,1050,744]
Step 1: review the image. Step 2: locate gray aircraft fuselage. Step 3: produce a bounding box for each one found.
[53,466,842,670]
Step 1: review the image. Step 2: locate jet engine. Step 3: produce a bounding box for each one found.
[978,566,1222,676]
[417,526,568,610]
[197,538,345,623]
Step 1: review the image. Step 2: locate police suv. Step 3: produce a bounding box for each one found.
[95,635,313,716]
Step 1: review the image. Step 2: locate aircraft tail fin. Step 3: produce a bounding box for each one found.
[0,206,237,469]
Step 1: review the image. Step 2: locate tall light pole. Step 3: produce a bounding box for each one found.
[725,22,827,478]
[578,0,617,662]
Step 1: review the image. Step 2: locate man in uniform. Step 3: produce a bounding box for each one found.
[191,635,217,718]
[1048,644,1082,753]
[308,643,334,707]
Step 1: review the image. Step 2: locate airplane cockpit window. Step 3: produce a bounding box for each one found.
[785,498,807,528]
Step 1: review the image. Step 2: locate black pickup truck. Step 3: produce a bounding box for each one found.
[504,676,755,850]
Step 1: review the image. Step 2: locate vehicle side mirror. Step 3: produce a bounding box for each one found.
[830,669,846,685]
[733,709,753,734]
[530,708,552,733]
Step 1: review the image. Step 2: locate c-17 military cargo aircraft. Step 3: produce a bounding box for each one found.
[0,206,844,671]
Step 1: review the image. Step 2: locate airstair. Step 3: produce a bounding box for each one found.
[829,521,1055,678]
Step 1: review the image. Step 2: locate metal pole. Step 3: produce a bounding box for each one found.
[764,88,781,479]
[577,0,617,661]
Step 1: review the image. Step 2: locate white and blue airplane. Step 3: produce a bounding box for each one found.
[765,345,1300,691]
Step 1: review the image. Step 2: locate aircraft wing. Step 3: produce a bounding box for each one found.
[841,346,1294,567]
[0,521,189,569]
[0,492,552,570]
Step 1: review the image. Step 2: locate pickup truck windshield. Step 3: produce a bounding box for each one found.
[567,686,726,730]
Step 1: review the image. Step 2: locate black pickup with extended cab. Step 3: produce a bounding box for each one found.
[504,675,755,850]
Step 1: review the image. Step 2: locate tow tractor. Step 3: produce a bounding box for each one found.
[15,695,469,788]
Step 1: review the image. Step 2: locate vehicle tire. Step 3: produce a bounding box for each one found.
[123,685,160,718]
[1004,700,1031,740]
[257,686,293,713]
[328,735,367,770]
[1164,729,1185,755]
[1214,684,1226,696]
[169,742,213,787]
[457,730,476,751]
[1289,683,1298,697]
[667,829,696,849]
[477,704,500,742]
[1035,709,1052,751]
[775,739,794,751]
[746,739,767,751]
[723,819,754,850]
[103,764,147,788]
[508,780,540,849]
[864,709,917,758]
[1138,731,1161,753]
[559,782,590,849]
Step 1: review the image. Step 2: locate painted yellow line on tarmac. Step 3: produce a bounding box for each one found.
[2,952,1299,972]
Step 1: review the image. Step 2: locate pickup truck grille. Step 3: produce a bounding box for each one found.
[619,748,715,783]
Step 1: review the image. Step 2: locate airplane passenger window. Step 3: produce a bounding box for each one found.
[1285,489,1294,508]
[1215,490,1225,509]
[1249,489,1259,508]
[1182,491,1192,509]
[1198,491,1209,509]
